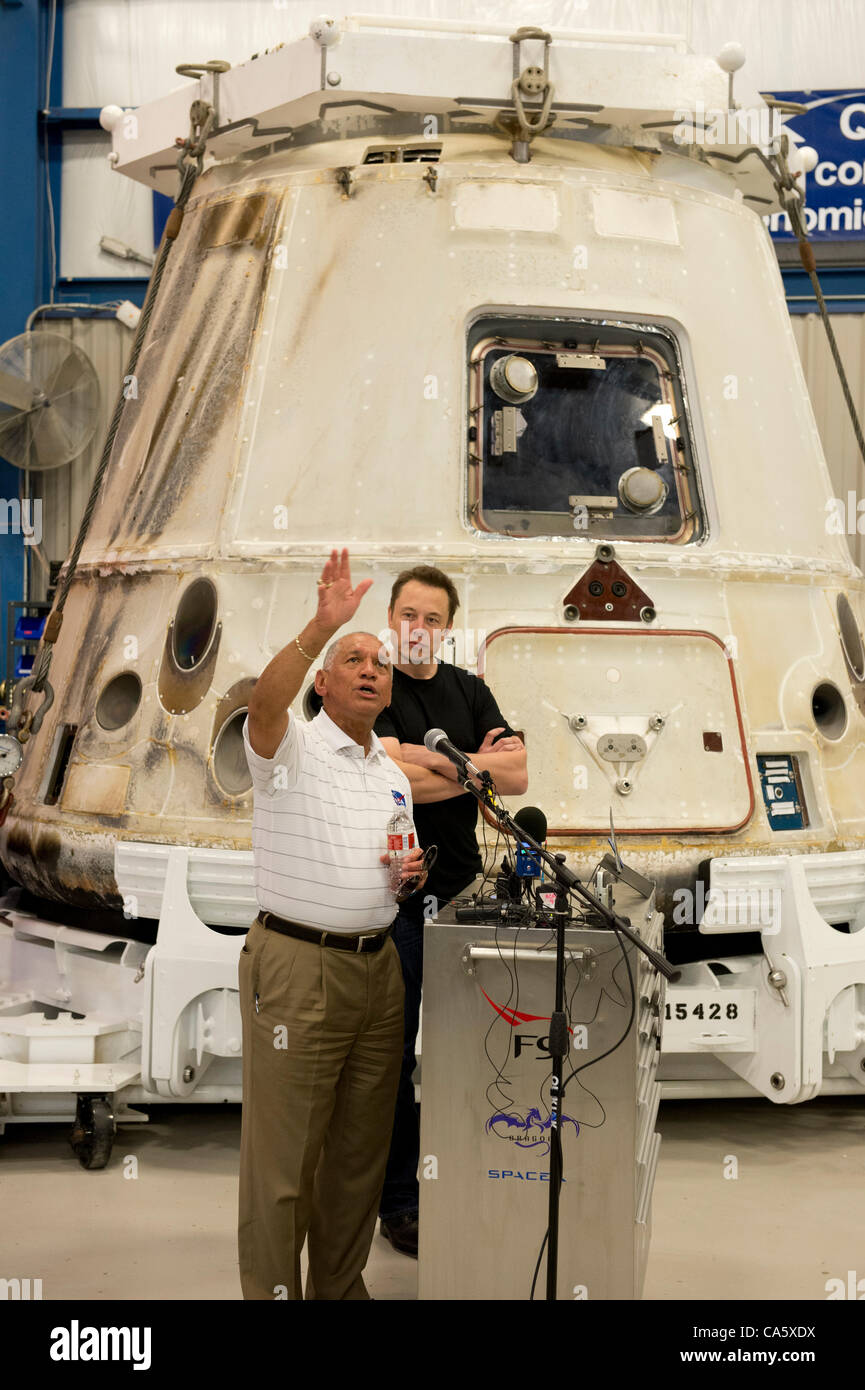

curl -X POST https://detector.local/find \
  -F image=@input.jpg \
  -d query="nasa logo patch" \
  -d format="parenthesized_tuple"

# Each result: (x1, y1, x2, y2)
(391, 790, 407, 806)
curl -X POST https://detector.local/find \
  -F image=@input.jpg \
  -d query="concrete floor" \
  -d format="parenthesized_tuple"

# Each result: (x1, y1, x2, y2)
(1, 1096, 862, 1301)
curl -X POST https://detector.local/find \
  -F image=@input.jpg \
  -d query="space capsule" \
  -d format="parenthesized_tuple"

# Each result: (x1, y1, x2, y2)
(2, 16, 864, 1117)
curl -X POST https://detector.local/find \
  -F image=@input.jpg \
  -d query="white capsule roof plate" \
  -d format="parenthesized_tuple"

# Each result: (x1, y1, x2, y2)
(453, 181, 559, 233)
(106, 18, 784, 204)
(593, 189, 679, 245)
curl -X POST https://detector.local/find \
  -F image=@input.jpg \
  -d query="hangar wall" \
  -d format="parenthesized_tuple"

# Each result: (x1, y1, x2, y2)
(791, 313, 865, 572)
(55, 0, 865, 279)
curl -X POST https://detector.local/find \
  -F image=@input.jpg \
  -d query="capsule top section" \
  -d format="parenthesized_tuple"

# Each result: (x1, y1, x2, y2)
(103, 15, 800, 207)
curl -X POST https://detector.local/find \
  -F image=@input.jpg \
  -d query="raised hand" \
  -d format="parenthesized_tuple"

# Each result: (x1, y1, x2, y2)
(315, 548, 373, 632)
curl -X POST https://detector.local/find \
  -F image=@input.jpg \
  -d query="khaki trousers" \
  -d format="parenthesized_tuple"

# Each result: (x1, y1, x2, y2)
(237, 917, 404, 1300)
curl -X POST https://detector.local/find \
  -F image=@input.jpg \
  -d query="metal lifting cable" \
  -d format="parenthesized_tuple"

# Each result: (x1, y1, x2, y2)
(0, 101, 215, 820)
(679, 130, 865, 469)
(773, 139, 865, 470)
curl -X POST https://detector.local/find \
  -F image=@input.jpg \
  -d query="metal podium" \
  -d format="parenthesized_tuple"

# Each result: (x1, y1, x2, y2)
(417, 882, 665, 1300)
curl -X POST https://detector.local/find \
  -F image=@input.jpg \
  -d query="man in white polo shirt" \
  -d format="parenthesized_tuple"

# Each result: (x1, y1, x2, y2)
(238, 548, 467, 1301)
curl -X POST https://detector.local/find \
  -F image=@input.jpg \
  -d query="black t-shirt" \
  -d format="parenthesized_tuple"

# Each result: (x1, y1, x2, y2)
(374, 662, 515, 922)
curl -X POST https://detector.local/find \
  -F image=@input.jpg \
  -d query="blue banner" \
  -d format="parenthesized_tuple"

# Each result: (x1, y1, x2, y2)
(764, 90, 865, 241)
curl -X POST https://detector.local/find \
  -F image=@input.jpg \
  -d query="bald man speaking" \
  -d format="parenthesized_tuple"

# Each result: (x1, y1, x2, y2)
(238, 549, 465, 1301)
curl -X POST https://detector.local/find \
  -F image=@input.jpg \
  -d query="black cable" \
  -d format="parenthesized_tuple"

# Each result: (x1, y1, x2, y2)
(472, 822, 646, 1299)
(529, 1229, 548, 1301)
(527, 945, 597, 1130)
(563, 925, 636, 1093)
(527, 938, 618, 1299)
(476, 806, 526, 1113)
(529, 890, 639, 1299)
(481, 912, 524, 1113)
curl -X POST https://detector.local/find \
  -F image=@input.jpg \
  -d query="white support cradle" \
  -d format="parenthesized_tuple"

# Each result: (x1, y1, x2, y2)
(661, 851, 865, 1103)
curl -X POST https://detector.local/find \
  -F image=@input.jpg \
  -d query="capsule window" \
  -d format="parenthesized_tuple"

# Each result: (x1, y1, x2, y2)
(467, 314, 703, 542)
(172, 578, 218, 671)
(811, 682, 847, 740)
(95, 672, 142, 731)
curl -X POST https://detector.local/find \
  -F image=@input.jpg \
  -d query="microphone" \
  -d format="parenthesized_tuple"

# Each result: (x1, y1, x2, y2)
(424, 727, 483, 780)
(514, 806, 547, 879)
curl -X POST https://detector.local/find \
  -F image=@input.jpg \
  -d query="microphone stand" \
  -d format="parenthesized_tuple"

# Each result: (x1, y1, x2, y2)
(456, 768, 678, 1302)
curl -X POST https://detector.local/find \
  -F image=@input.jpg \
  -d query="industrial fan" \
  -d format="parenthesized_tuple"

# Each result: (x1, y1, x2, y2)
(0, 330, 101, 470)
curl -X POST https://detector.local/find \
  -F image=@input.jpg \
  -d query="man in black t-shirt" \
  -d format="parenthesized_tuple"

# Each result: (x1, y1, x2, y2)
(373, 565, 528, 1257)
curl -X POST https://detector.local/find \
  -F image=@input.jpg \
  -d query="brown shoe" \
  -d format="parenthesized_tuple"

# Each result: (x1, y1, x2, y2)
(380, 1212, 418, 1258)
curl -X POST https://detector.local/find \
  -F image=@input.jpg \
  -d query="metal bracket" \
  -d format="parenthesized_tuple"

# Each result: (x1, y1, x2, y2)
(511, 25, 552, 90)
(765, 953, 790, 1007)
(495, 26, 556, 162)
(598, 733, 647, 764)
(175, 60, 231, 130)
(171, 61, 229, 196)
(596, 853, 656, 902)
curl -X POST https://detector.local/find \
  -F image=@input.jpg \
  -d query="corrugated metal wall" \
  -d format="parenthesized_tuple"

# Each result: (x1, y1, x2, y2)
(30, 317, 131, 600)
(28, 310, 865, 586)
(791, 313, 865, 572)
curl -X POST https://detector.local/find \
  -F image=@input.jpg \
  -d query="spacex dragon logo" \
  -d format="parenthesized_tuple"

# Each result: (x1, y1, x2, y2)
(485, 1108, 580, 1155)
(481, 988, 581, 1154)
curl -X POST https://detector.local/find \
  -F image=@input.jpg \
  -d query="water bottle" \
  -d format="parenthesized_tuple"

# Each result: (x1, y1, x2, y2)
(386, 807, 416, 894)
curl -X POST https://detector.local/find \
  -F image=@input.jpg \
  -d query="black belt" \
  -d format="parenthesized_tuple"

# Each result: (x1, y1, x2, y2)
(257, 910, 393, 954)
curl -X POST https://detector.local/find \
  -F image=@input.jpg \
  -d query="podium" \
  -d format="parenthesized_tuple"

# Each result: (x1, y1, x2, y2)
(417, 883, 665, 1300)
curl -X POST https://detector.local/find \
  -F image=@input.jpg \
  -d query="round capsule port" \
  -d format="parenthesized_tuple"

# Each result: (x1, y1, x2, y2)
(95, 672, 142, 731)
(212, 708, 253, 796)
(172, 578, 218, 671)
(811, 681, 847, 740)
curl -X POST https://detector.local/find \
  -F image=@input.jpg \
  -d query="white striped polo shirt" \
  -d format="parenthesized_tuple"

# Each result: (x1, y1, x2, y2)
(242, 708, 414, 933)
